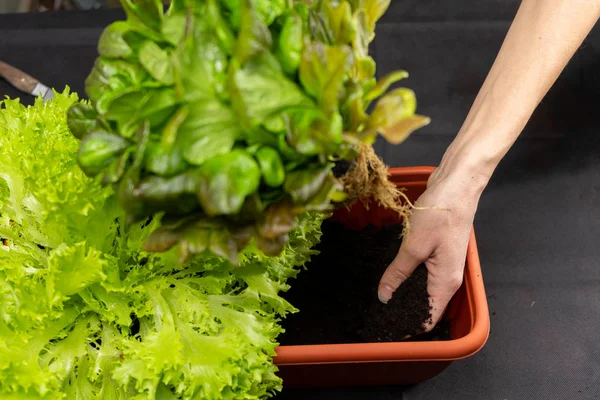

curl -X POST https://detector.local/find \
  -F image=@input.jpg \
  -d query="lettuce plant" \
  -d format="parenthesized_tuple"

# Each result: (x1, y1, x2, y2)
(0, 90, 324, 399)
(67, 0, 429, 263)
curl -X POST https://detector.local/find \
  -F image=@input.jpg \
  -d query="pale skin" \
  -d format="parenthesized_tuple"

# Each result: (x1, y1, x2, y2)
(377, 0, 600, 332)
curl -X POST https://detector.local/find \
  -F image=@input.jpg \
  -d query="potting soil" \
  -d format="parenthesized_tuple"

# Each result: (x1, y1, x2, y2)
(279, 221, 452, 345)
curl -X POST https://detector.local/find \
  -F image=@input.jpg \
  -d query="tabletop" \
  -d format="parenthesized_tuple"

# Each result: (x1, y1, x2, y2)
(1, 2, 600, 399)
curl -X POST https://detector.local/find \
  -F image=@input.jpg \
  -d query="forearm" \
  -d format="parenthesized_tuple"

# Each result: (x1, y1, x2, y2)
(439, 0, 600, 192)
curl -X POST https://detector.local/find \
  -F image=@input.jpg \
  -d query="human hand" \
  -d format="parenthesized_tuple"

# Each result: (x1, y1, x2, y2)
(377, 165, 487, 332)
(373, 0, 600, 337)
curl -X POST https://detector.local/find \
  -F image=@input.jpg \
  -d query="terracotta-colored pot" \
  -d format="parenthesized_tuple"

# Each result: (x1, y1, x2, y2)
(274, 166, 490, 387)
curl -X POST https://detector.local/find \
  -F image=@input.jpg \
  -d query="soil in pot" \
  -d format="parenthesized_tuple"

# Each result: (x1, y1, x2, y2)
(279, 220, 451, 345)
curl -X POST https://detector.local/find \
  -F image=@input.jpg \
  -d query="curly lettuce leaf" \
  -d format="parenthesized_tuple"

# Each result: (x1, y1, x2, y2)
(0, 89, 326, 399)
(0, 90, 116, 251)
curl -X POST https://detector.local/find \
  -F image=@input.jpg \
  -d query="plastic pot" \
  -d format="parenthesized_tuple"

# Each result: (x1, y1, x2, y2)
(274, 166, 490, 387)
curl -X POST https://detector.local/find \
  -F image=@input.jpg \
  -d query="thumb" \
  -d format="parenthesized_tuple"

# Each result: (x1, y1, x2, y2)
(378, 243, 427, 304)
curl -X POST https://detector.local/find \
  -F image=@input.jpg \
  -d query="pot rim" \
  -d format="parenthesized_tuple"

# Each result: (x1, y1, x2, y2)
(274, 166, 490, 365)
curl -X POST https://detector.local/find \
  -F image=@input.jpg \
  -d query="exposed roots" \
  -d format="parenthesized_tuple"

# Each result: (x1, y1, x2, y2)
(339, 143, 414, 236)
(339, 144, 450, 237)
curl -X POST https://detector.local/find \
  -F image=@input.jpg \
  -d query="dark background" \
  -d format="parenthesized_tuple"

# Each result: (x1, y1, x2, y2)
(2, 1, 600, 398)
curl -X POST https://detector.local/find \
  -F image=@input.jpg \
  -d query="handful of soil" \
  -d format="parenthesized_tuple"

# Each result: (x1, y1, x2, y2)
(279, 221, 451, 345)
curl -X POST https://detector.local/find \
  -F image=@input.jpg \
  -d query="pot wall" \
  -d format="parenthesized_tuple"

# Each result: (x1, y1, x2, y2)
(274, 166, 490, 387)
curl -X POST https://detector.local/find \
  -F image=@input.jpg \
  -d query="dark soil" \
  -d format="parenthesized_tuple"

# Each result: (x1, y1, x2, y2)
(332, 159, 353, 178)
(279, 221, 452, 345)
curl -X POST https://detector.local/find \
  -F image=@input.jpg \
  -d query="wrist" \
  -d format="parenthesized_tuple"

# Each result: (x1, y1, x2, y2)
(434, 115, 522, 196)
(431, 140, 496, 199)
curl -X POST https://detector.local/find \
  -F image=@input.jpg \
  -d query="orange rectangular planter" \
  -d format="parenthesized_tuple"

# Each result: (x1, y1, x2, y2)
(274, 166, 490, 387)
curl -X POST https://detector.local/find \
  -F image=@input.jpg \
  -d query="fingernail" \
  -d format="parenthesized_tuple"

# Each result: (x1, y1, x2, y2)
(378, 284, 394, 304)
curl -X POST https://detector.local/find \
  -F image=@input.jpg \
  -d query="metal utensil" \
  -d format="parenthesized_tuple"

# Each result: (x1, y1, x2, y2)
(0, 60, 54, 101)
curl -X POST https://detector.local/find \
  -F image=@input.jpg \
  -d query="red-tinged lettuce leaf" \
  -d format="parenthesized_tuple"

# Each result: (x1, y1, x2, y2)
(284, 164, 332, 204)
(120, 172, 200, 223)
(236, 0, 273, 65)
(257, 201, 296, 239)
(68, 0, 428, 264)
(375, 114, 431, 144)
(307, 7, 335, 44)
(310, 0, 356, 45)
(144, 217, 240, 264)
(66, 102, 107, 140)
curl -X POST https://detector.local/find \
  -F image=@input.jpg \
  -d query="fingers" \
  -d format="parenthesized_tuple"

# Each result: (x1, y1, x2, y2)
(378, 241, 428, 304)
(423, 264, 464, 331)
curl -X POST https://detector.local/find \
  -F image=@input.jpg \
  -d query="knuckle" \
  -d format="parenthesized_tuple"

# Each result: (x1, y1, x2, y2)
(388, 266, 410, 283)
(402, 244, 426, 261)
(448, 273, 464, 292)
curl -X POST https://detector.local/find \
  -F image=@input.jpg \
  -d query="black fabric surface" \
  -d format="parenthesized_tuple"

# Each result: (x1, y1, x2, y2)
(2, 3, 600, 399)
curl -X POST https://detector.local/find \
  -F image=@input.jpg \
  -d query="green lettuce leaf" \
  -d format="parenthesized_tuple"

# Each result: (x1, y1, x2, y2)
(0, 89, 326, 399)
(66, 0, 427, 261)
